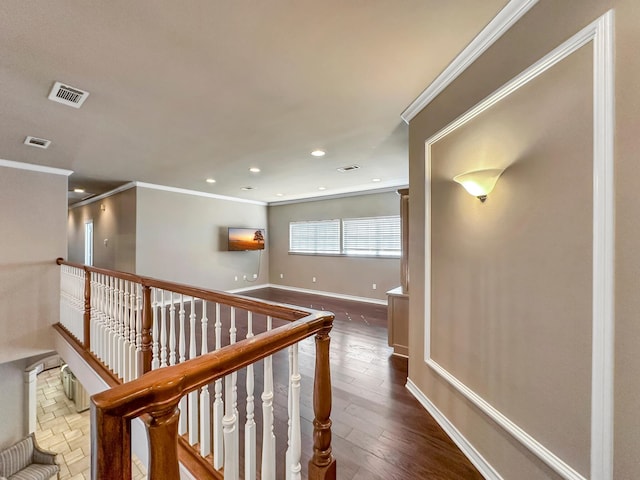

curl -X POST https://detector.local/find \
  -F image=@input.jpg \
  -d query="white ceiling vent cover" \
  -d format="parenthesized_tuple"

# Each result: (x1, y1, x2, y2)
(337, 165, 360, 173)
(48, 81, 90, 108)
(24, 136, 51, 149)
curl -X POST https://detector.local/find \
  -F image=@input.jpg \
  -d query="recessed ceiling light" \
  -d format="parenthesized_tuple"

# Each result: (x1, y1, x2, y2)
(311, 150, 326, 157)
(206, 178, 216, 183)
(241, 186, 254, 191)
(318, 186, 327, 191)
(372, 178, 381, 182)
(249, 167, 261, 173)
(73, 188, 85, 193)
(276, 193, 284, 197)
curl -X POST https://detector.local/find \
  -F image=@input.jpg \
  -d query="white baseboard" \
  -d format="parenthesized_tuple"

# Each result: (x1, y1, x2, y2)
(225, 283, 271, 294)
(263, 283, 387, 305)
(406, 378, 503, 480)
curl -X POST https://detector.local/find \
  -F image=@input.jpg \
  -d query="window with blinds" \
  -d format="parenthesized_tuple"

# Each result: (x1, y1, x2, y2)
(289, 215, 400, 257)
(342, 215, 401, 256)
(289, 219, 341, 254)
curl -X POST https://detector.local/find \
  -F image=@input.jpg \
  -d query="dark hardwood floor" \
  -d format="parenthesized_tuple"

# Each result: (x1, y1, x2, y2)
(239, 287, 483, 480)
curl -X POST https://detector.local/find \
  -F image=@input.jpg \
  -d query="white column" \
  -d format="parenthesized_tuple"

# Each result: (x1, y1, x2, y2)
(23, 369, 38, 435)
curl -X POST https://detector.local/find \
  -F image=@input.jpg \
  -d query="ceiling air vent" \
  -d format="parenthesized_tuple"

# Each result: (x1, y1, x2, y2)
(24, 136, 51, 149)
(336, 164, 360, 173)
(48, 81, 90, 108)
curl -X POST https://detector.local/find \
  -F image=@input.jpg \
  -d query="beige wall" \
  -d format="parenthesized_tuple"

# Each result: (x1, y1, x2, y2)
(67, 187, 136, 272)
(611, 0, 640, 477)
(404, 0, 640, 478)
(135, 187, 269, 291)
(268, 191, 400, 300)
(0, 166, 67, 365)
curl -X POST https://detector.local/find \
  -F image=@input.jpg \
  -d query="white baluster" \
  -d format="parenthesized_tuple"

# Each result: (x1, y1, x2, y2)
(245, 311, 256, 480)
(128, 282, 137, 382)
(151, 288, 160, 370)
(160, 289, 168, 368)
(107, 276, 115, 370)
(200, 301, 211, 457)
(223, 308, 239, 479)
(122, 281, 131, 382)
(126, 281, 134, 382)
(213, 302, 224, 469)
(135, 283, 143, 378)
(286, 345, 293, 480)
(289, 344, 301, 480)
(188, 297, 198, 444)
(231, 308, 239, 468)
(178, 294, 188, 436)
(99, 274, 108, 363)
(116, 278, 124, 377)
(169, 293, 176, 366)
(261, 316, 276, 480)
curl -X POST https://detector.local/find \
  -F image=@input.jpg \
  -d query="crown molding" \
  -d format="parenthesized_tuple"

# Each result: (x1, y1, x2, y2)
(69, 182, 137, 209)
(268, 184, 408, 206)
(0, 158, 73, 176)
(400, 0, 539, 123)
(135, 182, 267, 206)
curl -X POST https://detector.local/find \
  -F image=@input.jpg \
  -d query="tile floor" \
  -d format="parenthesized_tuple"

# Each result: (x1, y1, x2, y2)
(35, 367, 147, 480)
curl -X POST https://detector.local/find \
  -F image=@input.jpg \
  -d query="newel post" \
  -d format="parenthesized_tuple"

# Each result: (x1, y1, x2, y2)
(83, 268, 91, 349)
(91, 402, 131, 479)
(308, 325, 336, 480)
(141, 285, 153, 373)
(145, 405, 181, 480)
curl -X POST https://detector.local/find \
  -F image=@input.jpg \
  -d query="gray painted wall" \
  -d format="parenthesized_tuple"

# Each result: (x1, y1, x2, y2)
(268, 191, 400, 300)
(0, 165, 66, 447)
(0, 166, 66, 364)
(68, 187, 136, 272)
(135, 187, 269, 291)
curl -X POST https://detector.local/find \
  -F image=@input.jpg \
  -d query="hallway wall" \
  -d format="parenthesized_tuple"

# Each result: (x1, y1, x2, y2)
(407, 0, 640, 478)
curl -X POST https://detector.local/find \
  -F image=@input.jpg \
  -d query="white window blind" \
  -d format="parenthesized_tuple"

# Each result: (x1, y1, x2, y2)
(289, 219, 340, 254)
(342, 215, 401, 256)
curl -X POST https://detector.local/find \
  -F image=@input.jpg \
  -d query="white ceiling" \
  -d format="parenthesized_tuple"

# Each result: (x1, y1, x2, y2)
(0, 1, 507, 204)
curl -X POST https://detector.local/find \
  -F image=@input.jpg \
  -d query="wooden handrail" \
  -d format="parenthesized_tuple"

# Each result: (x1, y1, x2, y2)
(92, 311, 332, 417)
(57, 258, 336, 479)
(56, 258, 311, 321)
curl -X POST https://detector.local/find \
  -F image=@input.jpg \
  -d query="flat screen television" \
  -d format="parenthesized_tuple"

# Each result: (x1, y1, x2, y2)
(228, 228, 266, 251)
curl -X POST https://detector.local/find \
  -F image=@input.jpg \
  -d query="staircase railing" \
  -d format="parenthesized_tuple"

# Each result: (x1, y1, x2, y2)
(56, 258, 336, 480)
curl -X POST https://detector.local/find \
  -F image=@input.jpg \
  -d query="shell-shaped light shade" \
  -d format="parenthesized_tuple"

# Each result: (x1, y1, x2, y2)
(453, 169, 504, 199)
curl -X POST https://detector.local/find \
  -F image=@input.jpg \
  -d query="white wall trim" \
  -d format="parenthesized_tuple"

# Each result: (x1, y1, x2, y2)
(400, 0, 539, 123)
(70, 180, 269, 209)
(268, 184, 408, 206)
(0, 158, 73, 176)
(135, 182, 267, 206)
(420, 10, 614, 480)
(426, 360, 586, 479)
(225, 283, 272, 294)
(69, 181, 137, 209)
(406, 379, 503, 480)
(589, 11, 615, 480)
(233, 283, 388, 305)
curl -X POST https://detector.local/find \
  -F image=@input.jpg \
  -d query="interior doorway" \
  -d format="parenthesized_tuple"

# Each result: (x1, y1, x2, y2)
(84, 220, 93, 266)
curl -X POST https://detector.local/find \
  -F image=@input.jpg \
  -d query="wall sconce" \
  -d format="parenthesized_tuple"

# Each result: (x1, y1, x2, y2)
(453, 168, 504, 202)
(100, 203, 106, 212)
